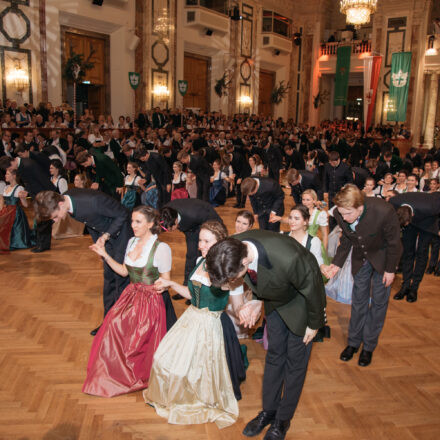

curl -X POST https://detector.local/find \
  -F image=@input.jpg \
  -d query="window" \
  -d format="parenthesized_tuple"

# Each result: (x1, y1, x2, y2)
(185, 0, 228, 15)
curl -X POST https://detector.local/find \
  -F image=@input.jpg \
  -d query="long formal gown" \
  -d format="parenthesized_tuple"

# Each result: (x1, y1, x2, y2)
(0, 185, 34, 250)
(144, 258, 245, 429)
(82, 235, 176, 397)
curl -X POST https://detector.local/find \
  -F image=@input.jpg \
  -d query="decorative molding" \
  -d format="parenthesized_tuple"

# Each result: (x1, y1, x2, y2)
(39, 0, 48, 102)
(0, 4, 31, 48)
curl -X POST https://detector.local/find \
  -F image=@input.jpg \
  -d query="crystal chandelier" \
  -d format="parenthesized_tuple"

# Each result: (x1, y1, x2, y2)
(340, 0, 378, 27)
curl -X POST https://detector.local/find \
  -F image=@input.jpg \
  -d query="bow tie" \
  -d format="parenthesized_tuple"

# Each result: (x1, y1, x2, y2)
(247, 269, 257, 285)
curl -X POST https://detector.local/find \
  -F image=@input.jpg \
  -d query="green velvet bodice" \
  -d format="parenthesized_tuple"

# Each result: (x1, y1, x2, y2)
(188, 258, 229, 311)
(125, 239, 160, 285)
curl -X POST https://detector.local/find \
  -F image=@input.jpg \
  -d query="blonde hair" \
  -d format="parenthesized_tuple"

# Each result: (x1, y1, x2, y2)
(333, 184, 365, 209)
(302, 189, 318, 202)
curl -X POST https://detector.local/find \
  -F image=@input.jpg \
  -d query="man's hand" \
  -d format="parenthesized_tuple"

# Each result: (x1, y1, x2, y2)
(166, 184, 171, 192)
(238, 300, 262, 328)
(382, 271, 395, 287)
(322, 264, 340, 279)
(269, 214, 282, 223)
(17, 190, 28, 198)
(96, 232, 110, 248)
(303, 327, 318, 345)
(90, 182, 99, 190)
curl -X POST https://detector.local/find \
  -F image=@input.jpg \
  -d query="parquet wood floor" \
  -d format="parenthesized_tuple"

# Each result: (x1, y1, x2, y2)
(0, 196, 439, 440)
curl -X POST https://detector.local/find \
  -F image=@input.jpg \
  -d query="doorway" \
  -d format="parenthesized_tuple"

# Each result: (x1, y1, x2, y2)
(62, 28, 110, 117)
(183, 53, 210, 112)
(259, 70, 275, 116)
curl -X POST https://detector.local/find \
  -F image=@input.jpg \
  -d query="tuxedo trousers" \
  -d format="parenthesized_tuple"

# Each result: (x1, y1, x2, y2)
(401, 225, 433, 291)
(89, 228, 130, 316)
(196, 175, 210, 202)
(183, 227, 200, 285)
(258, 213, 280, 232)
(36, 219, 53, 250)
(263, 310, 312, 421)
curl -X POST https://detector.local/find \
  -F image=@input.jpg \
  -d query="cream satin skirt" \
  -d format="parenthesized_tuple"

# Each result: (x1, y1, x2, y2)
(143, 305, 238, 428)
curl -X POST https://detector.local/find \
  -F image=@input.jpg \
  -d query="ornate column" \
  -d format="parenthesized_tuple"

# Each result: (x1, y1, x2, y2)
(424, 71, 439, 149)
(39, 0, 48, 102)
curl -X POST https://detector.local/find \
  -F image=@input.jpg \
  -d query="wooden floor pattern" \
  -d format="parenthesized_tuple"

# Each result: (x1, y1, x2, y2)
(1, 196, 440, 440)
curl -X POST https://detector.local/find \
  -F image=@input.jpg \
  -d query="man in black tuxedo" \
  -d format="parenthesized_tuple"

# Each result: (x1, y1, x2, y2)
(352, 166, 370, 190)
(109, 129, 127, 170)
(226, 144, 251, 208)
(15, 145, 51, 174)
(0, 130, 15, 158)
(262, 139, 283, 183)
(389, 192, 440, 302)
(205, 231, 326, 440)
(241, 177, 284, 232)
(22, 131, 39, 151)
(285, 168, 322, 205)
(177, 151, 212, 202)
(284, 144, 305, 171)
(160, 198, 222, 287)
(34, 189, 132, 334)
(322, 151, 353, 207)
(152, 107, 166, 129)
(137, 147, 172, 207)
(0, 155, 55, 252)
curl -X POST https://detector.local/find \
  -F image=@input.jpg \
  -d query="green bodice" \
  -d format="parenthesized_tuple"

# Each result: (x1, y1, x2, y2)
(188, 258, 229, 311)
(125, 238, 160, 285)
(4, 185, 20, 206)
(307, 209, 321, 237)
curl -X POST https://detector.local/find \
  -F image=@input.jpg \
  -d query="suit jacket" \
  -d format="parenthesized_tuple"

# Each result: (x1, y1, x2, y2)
(17, 157, 56, 197)
(264, 144, 283, 174)
(91, 153, 124, 195)
(333, 197, 402, 275)
(290, 170, 322, 204)
(249, 177, 284, 217)
(66, 188, 131, 240)
(189, 154, 213, 178)
(140, 152, 171, 187)
(389, 192, 440, 235)
(323, 161, 353, 195)
(234, 230, 326, 336)
(352, 166, 370, 189)
(29, 151, 51, 175)
(165, 198, 222, 233)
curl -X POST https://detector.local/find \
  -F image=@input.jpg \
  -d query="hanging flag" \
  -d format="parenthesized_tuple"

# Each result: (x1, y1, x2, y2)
(334, 46, 352, 106)
(128, 72, 140, 90)
(387, 52, 412, 122)
(363, 55, 382, 131)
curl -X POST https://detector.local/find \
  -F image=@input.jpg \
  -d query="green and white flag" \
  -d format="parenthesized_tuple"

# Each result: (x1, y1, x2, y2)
(129, 72, 140, 90)
(387, 52, 412, 122)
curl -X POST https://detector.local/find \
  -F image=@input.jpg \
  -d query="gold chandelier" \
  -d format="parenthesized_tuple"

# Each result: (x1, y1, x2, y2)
(340, 0, 377, 27)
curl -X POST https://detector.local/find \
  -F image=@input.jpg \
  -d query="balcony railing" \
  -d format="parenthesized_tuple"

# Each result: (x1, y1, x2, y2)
(320, 40, 372, 56)
(185, 0, 228, 15)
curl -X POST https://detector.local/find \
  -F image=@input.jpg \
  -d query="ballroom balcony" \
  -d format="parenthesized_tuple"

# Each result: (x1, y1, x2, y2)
(320, 40, 372, 56)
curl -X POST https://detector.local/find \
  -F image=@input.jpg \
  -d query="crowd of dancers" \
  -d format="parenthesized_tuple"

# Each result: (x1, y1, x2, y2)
(1, 104, 440, 439)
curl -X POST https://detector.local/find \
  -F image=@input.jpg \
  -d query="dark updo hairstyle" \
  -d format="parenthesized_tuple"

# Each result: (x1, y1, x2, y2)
(290, 204, 310, 222)
(200, 220, 228, 241)
(205, 238, 248, 287)
(50, 159, 66, 177)
(133, 205, 161, 234)
(159, 206, 178, 230)
(235, 209, 254, 228)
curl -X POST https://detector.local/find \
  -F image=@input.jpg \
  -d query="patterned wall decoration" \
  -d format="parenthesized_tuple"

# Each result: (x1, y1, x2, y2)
(150, 0, 173, 109)
(0, 0, 32, 103)
(239, 3, 253, 114)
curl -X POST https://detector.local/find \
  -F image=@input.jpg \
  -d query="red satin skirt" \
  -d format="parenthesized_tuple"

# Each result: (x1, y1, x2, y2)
(82, 282, 167, 397)
(0, 205, 16, 254)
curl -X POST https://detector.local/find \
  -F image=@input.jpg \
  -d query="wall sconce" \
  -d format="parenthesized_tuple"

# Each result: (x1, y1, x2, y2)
(6, 59, 29, 94)
(239, 95, 252, 105)
(426, 35, 438, 56)
(153, 84, 170, 100)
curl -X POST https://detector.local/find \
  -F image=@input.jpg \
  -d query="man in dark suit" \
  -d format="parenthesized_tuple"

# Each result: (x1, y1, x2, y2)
(262, 140, 283, 183)
(152, 107, 166, 129)
(177, 151, 212, 202)
(352, 166, 370, 190)
(0, 155, 56, 252)
(241, 177, 285, 232)
(324, 184, 402, 367)
(285, 168, 322, 205)
(322, 151, 353, 207)
(34, 188, 132, 335)
(284, 144, 305, 171)
(76, 150, 123, 198)
(15, 146, 51, 175)
(205, 230, 326, 440)
(0, 130, 15, 158)
(389, 192, 440, 302)
(160, 198, 222, 287)
(110, 129, 127, 170)
(227, 145, 251, 208)
(137, 147, 172, 207)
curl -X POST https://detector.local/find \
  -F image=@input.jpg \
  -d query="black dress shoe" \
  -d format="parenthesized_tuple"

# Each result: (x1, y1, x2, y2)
(263, 419, 291, 440)
(243, 411, 276, 437)
(434, 268, 440, 277)
(90, 325, 101, 336)
(172, 294, 184, 300)
(425, 266, 435, 274)
(31, 247, 49, 253)
(340, 345, 359, 362)
(358, 349, 373, 367)
(406, 289, 417, 303)
(393, 287, 409, 300)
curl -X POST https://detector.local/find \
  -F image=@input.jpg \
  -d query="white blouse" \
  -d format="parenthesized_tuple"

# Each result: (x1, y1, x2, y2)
(124, 175, 141, 186)
(52, 176, 68, 194)
(124, 235, 172, 273)
(300, 234, 324, 266)
(309, 208, 328, 227)
(3, 184, 24, 196)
